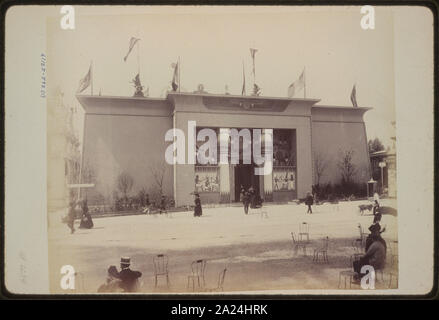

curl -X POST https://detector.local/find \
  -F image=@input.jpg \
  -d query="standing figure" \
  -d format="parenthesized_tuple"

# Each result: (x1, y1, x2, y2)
(242, 190, 250, 214)
(373, 199, 380, 215)
(248, 186, 256, 209)
(373, 207, 382, 224)
(67, 201, 76, 234)
(194, 193, 202, 217)
(305, 192, 314, 214)
(240, 186, 245, 202)
(159, 195, 166, 214)
(79, 198, 94, 229)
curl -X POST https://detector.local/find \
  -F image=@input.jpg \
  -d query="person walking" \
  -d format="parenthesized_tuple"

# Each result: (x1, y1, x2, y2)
(305, 192, 314, 214)
(194, 193, 202, 217)
(242, 189, 250, 214)
(67, 201, 76, 234)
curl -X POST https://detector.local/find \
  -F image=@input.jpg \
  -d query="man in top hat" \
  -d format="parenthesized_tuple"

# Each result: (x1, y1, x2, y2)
(111, 257, 142, 292)
(353, 223, 387, 281)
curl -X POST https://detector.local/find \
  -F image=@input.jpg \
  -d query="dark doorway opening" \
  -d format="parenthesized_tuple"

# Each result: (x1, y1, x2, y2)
(234, 164, 260, 202)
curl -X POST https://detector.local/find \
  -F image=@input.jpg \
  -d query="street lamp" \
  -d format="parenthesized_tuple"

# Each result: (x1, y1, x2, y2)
(378, 161, 386, 193)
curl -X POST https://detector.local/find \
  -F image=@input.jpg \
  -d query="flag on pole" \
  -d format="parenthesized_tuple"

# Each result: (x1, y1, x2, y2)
(350, 84, 358, 107)
(171, 62, 179, 91)
(253, 83, 261, 96)
(123, 37, 140, 62)
(250, 48, 257, 78)
(77, 64, 92, 93)
(287, 69, 305, 98)
(241, 62, 246, 96)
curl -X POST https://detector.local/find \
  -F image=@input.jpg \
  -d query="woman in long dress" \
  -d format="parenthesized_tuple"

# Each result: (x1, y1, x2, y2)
(79, 199, 94, 229)
(194, 193, 202, 217)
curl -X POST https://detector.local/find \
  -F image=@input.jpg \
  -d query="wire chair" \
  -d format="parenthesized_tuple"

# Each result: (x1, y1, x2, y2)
(153, 254, 170, 288)
(187, 259, 207, 291)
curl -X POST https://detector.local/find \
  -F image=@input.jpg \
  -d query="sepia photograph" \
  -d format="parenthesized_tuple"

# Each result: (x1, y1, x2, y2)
(3, 4, 435, 298)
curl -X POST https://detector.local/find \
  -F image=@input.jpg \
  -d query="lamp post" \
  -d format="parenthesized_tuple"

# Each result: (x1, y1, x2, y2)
(378, 161, 386, 193)
(367, 178, 377, 199)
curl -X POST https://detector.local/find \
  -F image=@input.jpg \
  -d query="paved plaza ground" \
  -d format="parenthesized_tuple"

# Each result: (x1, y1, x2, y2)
(48, 199, 398, 294)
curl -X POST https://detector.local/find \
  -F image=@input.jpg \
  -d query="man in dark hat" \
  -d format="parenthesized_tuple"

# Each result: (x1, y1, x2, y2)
(110, 257, 142, 293)
(353, 223, 387, 280)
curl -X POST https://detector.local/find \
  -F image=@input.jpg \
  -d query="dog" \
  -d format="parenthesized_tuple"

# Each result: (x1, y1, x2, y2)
(358, 204, 373, 215)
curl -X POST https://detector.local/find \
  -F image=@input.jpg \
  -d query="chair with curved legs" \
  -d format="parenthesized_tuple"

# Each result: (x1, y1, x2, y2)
(350, 238, 364, 263)
(313, 236, 329, 263)
(358, 224, 369, 248)
(299, 222, 310, 242)
(153, 254, 170, 288)
(204, 268, 227, 292)
(291, 232, 307, 256)
(187, 259, 207, 291)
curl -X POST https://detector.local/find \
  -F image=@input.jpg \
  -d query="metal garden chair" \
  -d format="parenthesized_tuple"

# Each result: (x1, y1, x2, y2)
(153, 254, 170, 288)
(313, 236, 329, 263)
(187, 259, 207, 291)
(204, 268, 227, 292)
(291, 232, 307, 256)
(298, 222, 310, 242)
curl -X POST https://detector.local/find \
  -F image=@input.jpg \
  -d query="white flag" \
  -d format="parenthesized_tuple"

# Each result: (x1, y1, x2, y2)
(123, 37, 140, 62)
(77, 64, 91, 93)
(288, 69, 305, 98)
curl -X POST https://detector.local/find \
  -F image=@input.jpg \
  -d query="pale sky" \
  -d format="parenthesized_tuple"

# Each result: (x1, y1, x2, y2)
(47, 6, 396, 147)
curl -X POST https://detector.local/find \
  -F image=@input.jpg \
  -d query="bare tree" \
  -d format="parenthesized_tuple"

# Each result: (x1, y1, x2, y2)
(337, 149, 358, 185)
(149, 161, 168, 196)
(314, 152, 328, 186)
(117, 171, 134, 200)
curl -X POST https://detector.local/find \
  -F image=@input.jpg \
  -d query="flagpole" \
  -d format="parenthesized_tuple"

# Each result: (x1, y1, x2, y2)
(137, 40, 140, 76)
(178, 56, 181, 93)
(304, 66, 306, 99)
(91, 60, 93, 96)
(242, 60, 245, 96)
(252, 49, 256, 89)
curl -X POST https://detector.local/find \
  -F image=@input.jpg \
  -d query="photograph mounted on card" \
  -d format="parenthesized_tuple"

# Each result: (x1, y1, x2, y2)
(3, 5, 435, 296)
